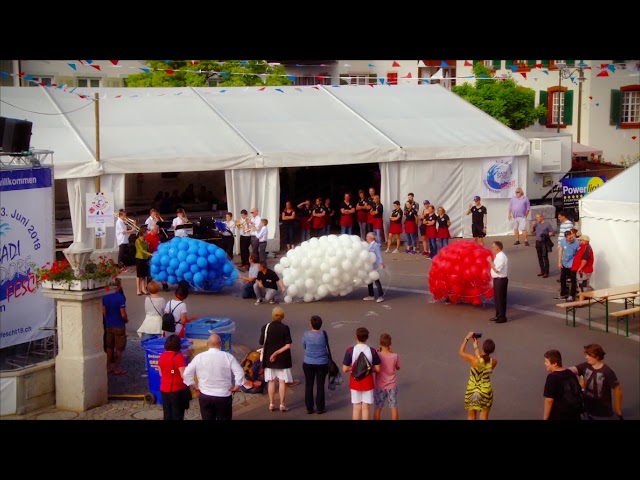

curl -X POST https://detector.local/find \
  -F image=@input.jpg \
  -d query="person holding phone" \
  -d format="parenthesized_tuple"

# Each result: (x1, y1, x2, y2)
(458, 331, 497, 420)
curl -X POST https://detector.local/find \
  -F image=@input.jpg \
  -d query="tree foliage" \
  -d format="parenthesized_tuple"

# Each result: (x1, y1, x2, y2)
(451, 62, 547, 130)
(125, 60, 293, 88)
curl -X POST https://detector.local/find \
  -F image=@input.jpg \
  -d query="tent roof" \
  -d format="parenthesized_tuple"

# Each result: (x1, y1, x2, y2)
(1, 85, 530, 179)
(572, 141, 603, 157)
(583, 162, 639, 203)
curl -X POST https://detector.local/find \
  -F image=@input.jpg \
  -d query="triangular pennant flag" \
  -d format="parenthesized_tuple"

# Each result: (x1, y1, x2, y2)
(68, 63, 77, 71)
(69, 87, 76, 94)
(607, 64, 616, 73)
(595, 102, 600, 106)
(420, 79, 430, 84)
(369, 84, 374, 87)
(520, 72, 527, 79)
(219, 90, 226, 93)
(312, 86, 319, 90)
(402, 72, 412, 78)
(464, 60, 473, 67)
(294, 87, 302, 92)
(440, 61, 449, 67)
(190, 60, 199, 65)
(596, 70, 609, 77)
(286, 75, 296, 82)
(418, 60, 427, 67)
(85, 60, 93, 64)
(165, 70, 175, 75)
(431, 68, 444, 80)
(509, 64, 518, 73)
(615, 124, 621, 130)
(632, 136, 637, 140)
(91, 65, 101, 71)
(600, 64, 608, 69)
(542, 70, 549, 75)
(0, 72, 8, 78)
(392, 61, 401, 67)
(221, 72, 229, 78)
(240, 61, 248, 65)
(258, 87, 266, 91)
(18, 72, 25, 77)
(140, 68, 150, 74)
(578, 62, 588, 68)
(315, 76, 324, 81)
(110, 60, 119, 65)
(258, 74, 267, 83)
(368, 63, 375, 67)
(275, 88, 284, 93)
(379, 78, 384, 84)
(115, 95, 122, 99)
(533, 63, 542, 68)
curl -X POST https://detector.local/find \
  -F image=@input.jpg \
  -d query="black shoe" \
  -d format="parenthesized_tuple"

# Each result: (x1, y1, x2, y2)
(489, 316, 498, 322)
(316, 409, 326, 415)
(307, 409, 315, 414)
(495, 319, 507, 324)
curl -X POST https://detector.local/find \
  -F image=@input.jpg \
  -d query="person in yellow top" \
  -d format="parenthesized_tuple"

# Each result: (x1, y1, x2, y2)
(135, 224, 154, 295)
(458, 331, 497, 420)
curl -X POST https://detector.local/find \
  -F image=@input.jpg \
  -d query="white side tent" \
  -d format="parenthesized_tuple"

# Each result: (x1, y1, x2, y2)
(579, 162, 640, 289)
(0, 84, 530, 252)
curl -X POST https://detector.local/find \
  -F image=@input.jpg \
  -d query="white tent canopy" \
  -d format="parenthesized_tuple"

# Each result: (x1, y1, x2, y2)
(1, 84, 531, 250)
(579, 163, 640, 289)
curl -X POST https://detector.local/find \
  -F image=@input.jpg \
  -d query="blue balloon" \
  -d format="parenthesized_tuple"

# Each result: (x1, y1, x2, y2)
(166, 266, 175, 275)
(225, 278, 235, 287)
(167, 275, 177, 285)
(169, 258, 180, 269)
(186, 253, 197, 264)
(177, 250, 187, 262)
(215, 249, 226, 259)
(188, 243, 199, 254)
(183, 272, 193, 282)
(223, 263, 233, 274)
(158, 242, 169, 252)
(193, 272, 204, 286)
(207, 243, 217, 254)
(175, 271, 184, 281)
(156, 271, 168, 282)
(178, 240, 189, 251)
(160, 255, 170, 266)
(207, 270, 218, 281)
(230, 269, 239, 280)
(197, 256, 208, 268)
(179, 261, 189, 273)
(190, 264, 200, 274)
(207, 254, 218, 266)
(198, 247, 208, 257)
(151, 255, 161, 266)
(168, 247, 178, 258)
(150, 265, 160, 274)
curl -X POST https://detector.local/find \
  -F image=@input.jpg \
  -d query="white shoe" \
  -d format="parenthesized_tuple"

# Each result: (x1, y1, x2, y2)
(392, 249, 399, 253)
(384, 249, 390, 253)
(363, 296, 375, 301)
(376, 297, 385, 303)
(255, 299, 263, 305)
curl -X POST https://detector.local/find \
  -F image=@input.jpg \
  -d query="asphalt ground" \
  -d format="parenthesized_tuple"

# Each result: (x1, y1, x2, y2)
(4, 234, 639, 422)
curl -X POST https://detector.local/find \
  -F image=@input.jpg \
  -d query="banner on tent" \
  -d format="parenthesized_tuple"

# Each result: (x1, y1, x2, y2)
(562, 176, 605, 209)
(86, 192, 114, 227)
(0, 167, 55, 349)
(481, 158, 518, 198)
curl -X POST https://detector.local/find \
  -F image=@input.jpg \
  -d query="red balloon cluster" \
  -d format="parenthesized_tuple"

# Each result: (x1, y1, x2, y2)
(428, 241, 494, 305)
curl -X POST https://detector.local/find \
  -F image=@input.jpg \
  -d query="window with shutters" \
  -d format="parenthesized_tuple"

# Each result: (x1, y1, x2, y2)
(77, 77, 101, 88)
(611, 85, 640, 128)
(543, 86, 573, 129)
(340, 73, 377, 86)
(505, 60, 536, 72)
(296, 73, 331, 86)
(27, 76, 53, 87)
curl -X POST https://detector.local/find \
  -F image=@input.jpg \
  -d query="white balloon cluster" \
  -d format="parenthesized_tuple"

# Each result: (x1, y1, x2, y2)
(274, 234, 379, 303)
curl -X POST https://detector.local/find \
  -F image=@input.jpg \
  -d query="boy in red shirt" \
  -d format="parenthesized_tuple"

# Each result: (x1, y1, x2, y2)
(342, 327, 381, 420)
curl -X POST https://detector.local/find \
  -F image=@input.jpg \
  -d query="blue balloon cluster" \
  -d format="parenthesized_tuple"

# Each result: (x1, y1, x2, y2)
(150, 237, 239, 292)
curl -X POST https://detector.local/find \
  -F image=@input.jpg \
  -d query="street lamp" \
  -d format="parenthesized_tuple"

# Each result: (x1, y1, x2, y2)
(555, 61, 587, 135)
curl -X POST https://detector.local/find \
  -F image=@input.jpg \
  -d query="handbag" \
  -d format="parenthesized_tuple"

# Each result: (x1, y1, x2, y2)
(323, 330, 339, 377)
(259, 322, 270, 362)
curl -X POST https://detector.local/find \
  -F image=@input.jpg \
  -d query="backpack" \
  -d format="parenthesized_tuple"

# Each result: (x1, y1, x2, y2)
(351, 347, 372, 381)
(240, 350, 265, 394)
(162, 301, 183, 333)
(562, 375, 585, 415)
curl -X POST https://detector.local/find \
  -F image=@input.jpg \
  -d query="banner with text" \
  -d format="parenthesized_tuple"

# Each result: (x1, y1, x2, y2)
(562, 176, 606, 209)
(481, 157, 518, 198)
(86, 191, 115, 227)
(0, 167, 55, 349)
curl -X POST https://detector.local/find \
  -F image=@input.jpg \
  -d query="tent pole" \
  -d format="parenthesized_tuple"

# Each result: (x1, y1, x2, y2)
(94, 92, 101, 250)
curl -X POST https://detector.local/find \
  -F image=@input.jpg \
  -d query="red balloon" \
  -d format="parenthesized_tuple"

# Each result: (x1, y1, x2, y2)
(485, 288, 494, 299)
(450, 294, 461, 304)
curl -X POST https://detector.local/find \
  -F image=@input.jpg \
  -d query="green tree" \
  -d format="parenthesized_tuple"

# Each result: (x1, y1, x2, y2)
(451, 62, 547, 130)
(125, 60, 293, 87)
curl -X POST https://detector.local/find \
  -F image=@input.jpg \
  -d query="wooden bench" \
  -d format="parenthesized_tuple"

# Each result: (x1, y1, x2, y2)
(556, 300, 592, 328)
(609, 306, 640, 337)
(607, 293, 640, 310)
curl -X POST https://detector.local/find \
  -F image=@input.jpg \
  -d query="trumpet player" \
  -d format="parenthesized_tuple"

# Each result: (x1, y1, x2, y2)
(144, 208, 164, 229)
(116, 209, 137, 267)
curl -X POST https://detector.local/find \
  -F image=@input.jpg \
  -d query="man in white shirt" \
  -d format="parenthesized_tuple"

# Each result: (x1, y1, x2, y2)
(256, 218, 269, 263)
(249, 207, 262, 258)
(487, 240, 508, 324)
(116, 209, 137, 266)
(183, 333, 245, 420)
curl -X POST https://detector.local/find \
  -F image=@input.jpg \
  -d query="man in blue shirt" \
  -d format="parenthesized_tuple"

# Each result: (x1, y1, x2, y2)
(554, 230, 581, 301)
(102, 277, 129, 375)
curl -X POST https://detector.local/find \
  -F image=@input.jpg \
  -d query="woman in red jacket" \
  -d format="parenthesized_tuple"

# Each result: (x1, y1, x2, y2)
(158, 334, 191, 420)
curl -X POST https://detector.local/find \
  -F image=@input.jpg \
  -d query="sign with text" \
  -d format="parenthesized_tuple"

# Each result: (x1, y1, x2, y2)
(0, 167, 55, 348)
(481, 157, 518, 198)
(562, 176, 605, 208)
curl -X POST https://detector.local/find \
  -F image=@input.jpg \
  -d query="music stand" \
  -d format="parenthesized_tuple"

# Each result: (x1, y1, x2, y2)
(157, 221, 173, 241)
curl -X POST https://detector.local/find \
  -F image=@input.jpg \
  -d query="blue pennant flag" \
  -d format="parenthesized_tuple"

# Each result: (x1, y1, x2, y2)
(542, 70, 549, 75)
(68, 63, 77, 71)
(220, 89, 226, 93)
(286, 75, 297, 82)
(607, 64, 616, 72)
(0, 72, 8, 78)
(509, 64, 518, 73)
(140, 68, 150, 74)
(379, 78, 384, 84)
(85, 60, 93, 64)
(240, 61, 248, 65)
(275, 88, 284, 93)
(440, 61, 449, 67)
(420, 79, 430, 84)
(221, 72, 229, 78)
(368, 63, 375, 67)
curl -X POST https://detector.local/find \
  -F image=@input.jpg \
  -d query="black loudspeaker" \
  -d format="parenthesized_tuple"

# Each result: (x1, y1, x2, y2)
(1, 118, 33, 153)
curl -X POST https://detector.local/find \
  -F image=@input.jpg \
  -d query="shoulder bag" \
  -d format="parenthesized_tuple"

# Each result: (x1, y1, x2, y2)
(259, 322, 270, 362)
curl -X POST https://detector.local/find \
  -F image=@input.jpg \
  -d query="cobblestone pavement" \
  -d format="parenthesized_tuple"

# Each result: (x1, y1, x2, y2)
(3, 336, 269, 420)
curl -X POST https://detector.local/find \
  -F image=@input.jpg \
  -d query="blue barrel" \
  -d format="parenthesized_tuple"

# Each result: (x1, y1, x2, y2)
(185, 317, 235, 353)
(142, 337, 192, 405)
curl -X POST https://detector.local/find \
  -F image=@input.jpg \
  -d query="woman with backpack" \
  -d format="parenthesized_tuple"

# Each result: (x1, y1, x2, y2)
(459, 331, 497, 420)
(163, 282, 196, 338)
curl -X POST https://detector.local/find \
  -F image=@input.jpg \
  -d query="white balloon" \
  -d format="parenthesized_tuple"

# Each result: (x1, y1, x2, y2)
(288, 284, 299, 297)
(295, 278, 305, 289)
(280, 257, 290, 268)
(341, 259, 353, 271)
(284, 295, 293, 304)
(369, 270, 380, 281)
(303, 293, 314, 303)
(321, 273, 332, 284)
(317, 284, 329, 298)
(330, 267, 340, 278)
(274, 263, 283, 274)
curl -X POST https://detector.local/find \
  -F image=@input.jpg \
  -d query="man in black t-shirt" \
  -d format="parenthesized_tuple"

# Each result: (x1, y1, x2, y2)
(254, 261, 286, 305)
(543, 349, 583, 420)
(466, 195, 488, 246)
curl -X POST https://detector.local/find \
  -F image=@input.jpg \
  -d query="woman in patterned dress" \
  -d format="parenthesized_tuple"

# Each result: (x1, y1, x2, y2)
(458, 332, 497, 420)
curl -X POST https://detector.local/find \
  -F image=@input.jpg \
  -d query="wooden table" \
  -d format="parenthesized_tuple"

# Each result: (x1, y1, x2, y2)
(579, 283, 640, 333)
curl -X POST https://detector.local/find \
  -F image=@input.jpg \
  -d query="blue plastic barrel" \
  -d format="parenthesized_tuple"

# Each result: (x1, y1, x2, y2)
(142, 337, 192, 405)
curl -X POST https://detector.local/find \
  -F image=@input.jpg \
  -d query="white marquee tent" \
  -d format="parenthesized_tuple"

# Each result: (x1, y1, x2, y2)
(579, 162, 640, 289)
(1, 84, 531, 252)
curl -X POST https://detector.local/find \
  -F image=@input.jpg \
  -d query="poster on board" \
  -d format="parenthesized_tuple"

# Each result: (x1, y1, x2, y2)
(86, 191, 114, 228)
(481, 157, 518, 198)
(0, 166, 55, 349)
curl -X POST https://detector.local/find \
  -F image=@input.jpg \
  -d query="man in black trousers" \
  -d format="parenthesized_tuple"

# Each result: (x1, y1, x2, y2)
(487, 241, 508, 323)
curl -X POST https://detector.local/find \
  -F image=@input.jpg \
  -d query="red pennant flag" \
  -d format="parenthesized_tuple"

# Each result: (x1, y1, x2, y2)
(165, 70, 175, 75)
(315, 76, 324, 81)
(533, 63, 542, 68)
(596, 71, 609, 77)
(600, 64, 608, 69)
(589, 96, 593, 100)
(312, 86, 319, 90)
(258, 87, 266, 91)
(18, 72, 25, 77)
(520, 72, 527, 79)
(190, 60, 199, 65)
(369, 84, 374, 87)
(79, 95, 86, 99)
(91, 65, 101, 71)
(115, 95, 122, 99)
(632, 136, 638, 140)
(392, 61, 401, 67)
(110, 60, 119, 65)
(464, 60, 473, 67)
(402, 72, 412, 78)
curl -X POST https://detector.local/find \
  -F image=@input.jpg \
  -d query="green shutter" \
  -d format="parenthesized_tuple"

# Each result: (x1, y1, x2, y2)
(566, 60, 575, 67)
(539, 91, 548, 125)
(369, 73, 377, 84)
(471, 60, 477, 68)
(493, 60, 502, 70)
(564, 90, 574, 125)
(541, 60, 550, 68)
(527, 60, 537, 67)
(505, 60, 513, 68)
(339, 74, 348, 86)
(610, 90, 622, 125)
(612, 60, 625, 65)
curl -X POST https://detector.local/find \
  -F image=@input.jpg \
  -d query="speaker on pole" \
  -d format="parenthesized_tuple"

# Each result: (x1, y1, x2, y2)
(1, 117, 33, 153)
